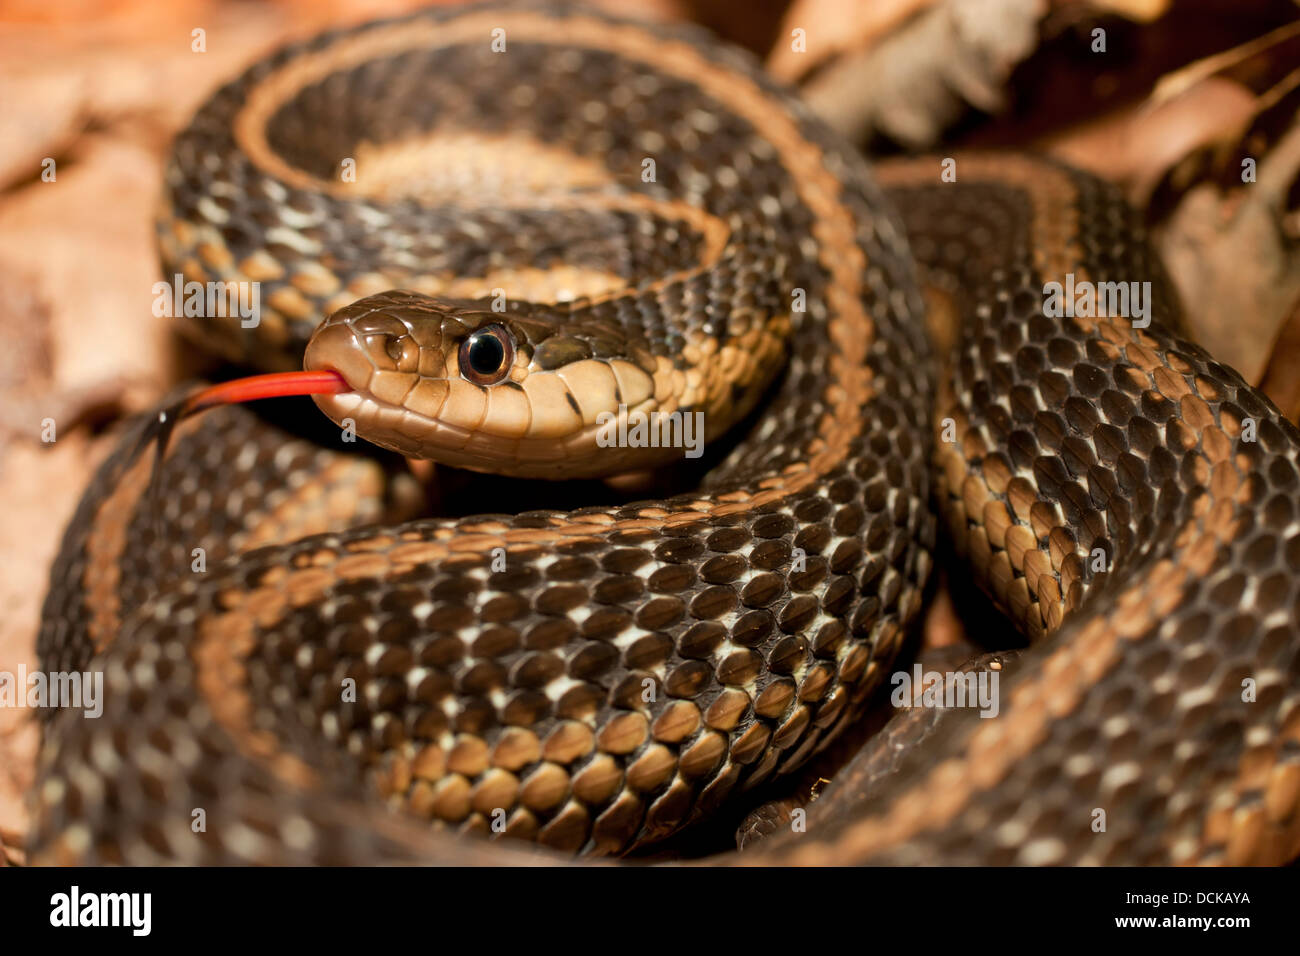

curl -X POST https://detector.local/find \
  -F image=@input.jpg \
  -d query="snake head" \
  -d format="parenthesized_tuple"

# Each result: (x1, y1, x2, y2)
(304, 290, 673, 478)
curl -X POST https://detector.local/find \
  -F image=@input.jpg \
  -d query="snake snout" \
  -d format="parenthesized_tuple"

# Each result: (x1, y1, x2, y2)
(303, 318, 373, 386)
(305, 293, 431, 389)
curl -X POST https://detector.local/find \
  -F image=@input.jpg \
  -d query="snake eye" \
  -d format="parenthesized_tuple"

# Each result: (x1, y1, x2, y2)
(458, 324, 515, 386)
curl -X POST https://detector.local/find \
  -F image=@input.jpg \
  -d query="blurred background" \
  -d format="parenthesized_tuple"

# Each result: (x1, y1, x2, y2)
(1, 0, 1297, 863)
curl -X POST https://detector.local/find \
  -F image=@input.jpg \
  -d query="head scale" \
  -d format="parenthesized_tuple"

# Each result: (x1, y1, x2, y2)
(303, 290, 669, 478)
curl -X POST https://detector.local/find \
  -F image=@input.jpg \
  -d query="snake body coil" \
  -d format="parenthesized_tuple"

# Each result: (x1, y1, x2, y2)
(33, 3, 1300, 865)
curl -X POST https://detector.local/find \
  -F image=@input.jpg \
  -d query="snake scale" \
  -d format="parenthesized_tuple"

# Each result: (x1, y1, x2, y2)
(30, 2, 1300, 865)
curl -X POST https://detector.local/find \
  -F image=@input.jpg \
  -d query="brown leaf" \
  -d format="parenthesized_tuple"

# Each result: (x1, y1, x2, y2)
(767, 0, 938, 84)
(1257, 290, 1300, 421)
(1046, 77, 1259, 203)
(1157, 116, 1300, 388)
(772, 0, 1048, 146)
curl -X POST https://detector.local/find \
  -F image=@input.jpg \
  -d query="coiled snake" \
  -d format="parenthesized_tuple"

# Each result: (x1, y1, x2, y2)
(31, 2, 1300, 865)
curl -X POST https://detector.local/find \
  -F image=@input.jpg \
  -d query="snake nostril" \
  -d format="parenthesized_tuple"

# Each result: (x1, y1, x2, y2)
(361, 332, 416, 370)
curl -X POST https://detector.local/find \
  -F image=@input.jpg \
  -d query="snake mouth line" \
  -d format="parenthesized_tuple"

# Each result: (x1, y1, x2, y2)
(311, 381, 673, 475)
(176, 366, 671, 475)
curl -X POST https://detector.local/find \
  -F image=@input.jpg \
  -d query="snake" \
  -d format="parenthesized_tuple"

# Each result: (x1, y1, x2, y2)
(29, 1, 1300, 865)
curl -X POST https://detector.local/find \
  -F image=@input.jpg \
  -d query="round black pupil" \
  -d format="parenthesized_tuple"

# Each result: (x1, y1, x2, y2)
(468, 332, 504, 375)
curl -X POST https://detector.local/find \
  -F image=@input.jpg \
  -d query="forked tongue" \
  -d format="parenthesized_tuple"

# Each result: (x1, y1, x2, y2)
(172, 369, 350, 418)
(146, 370, 351, 518)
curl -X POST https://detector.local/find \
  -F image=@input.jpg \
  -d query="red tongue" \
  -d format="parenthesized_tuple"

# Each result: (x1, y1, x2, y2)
(177, 369, 349, 418)
(144, 369, 351, 521)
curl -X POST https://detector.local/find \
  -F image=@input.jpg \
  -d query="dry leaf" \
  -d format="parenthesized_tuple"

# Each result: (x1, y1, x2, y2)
(767, 0, 937, 84)
(1158, 117, 1300, 385)
(774, 0, 1047, 146)
(1046, 77, 1259, 202)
